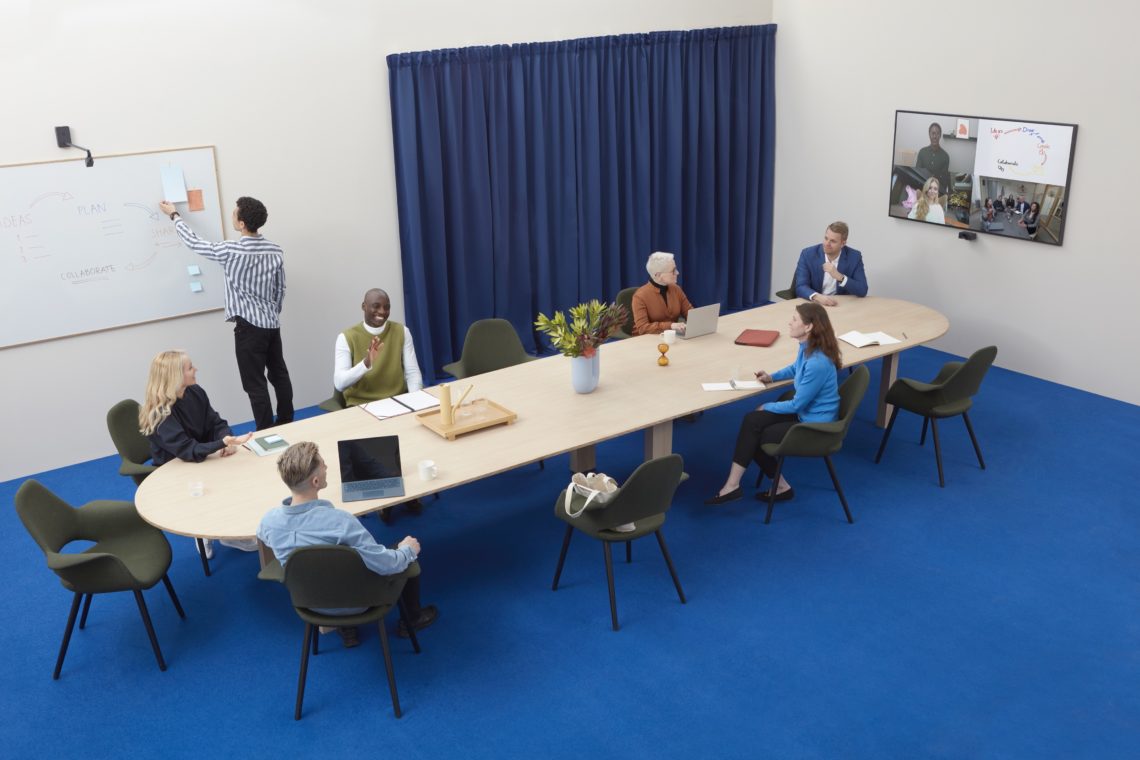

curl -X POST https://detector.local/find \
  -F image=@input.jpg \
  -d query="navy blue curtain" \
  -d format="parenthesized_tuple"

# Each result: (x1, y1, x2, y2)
(388, 25, 776, 381)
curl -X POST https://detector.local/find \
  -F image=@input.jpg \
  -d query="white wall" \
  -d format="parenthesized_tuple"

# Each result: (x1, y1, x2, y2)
(0, 0, 773, 481)
(771, 0, 1140, 406)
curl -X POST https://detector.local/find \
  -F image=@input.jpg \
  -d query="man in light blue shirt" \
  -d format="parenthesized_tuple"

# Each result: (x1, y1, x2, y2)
(258, 441, 438, 647)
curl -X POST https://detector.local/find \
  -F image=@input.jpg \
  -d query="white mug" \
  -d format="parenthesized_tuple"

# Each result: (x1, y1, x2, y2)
(418, 459, 438, 481)
(663, 329, 677, 344)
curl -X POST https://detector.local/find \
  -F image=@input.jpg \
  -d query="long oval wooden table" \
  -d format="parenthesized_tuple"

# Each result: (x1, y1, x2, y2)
(135, 297, 947, 547)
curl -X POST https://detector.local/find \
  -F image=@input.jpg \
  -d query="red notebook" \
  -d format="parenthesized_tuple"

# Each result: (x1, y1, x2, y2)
(734, 329, 779, 347)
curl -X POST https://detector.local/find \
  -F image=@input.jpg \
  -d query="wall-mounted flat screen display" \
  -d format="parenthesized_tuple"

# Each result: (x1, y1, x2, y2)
(888, 110, 1077, 246)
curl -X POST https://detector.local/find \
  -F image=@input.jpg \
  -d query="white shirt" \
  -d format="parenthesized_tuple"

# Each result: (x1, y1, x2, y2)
(333, 322, 424, 394)
(820, 254, 847, 296)
(908, 203, 945, 224)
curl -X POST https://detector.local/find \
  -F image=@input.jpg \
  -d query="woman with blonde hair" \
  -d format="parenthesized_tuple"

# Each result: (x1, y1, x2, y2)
(140, 350, 251, 466)
(907, 177, 945, 224)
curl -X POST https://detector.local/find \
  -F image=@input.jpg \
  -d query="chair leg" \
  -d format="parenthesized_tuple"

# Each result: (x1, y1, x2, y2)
(312, 625, 319, 655)
(161, 574, 186, 619)
(625, 540, 632, 564)
(655, 530, 686, 604)
(79, 593, 93, 630)
(133, 589, 167, 672)
(874, 407, 900, 463)
(963, 412, 986, 470)
(824, 456, 855, 524)
(538, 459, 545, 470)
(919, 417, 929, 446)
(551, 525, 574, 591)
(378, 621, 403, 718)
(603, 542, 619, 631)
(53, 592, 82, 680)
(765, 457, 785, 524)
(930, 418, 946, 487)
(195, 538, 212, 577)
(397, 598, 421, 654)
(295, 623, 313, 720)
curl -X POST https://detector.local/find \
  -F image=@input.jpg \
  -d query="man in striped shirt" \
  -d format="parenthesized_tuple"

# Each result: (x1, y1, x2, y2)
(159, 196, 294, 430)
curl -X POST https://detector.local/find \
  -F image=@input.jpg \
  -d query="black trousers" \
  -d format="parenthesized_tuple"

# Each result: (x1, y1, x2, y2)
(233, 316, 294, 430)
(401, 575, 423, 618)
(732, 410, 798, 478)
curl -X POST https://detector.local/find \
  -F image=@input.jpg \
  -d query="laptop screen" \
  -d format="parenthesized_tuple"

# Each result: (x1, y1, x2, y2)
(337, 436, 403, 484)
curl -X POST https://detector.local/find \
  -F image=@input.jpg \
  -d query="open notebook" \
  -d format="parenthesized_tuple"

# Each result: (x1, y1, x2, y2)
(360, 389, 440, 420)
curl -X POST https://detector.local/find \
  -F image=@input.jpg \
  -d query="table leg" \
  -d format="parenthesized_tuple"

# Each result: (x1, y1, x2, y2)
(257, 538, 274, 569)
(876, 353, 899, 428)
(569, 445, 596, 473)
(645, 420, 673, 460)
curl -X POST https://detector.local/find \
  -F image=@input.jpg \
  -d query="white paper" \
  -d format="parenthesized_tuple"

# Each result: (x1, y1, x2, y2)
(702, 382, 735, 391)
(361, 398, 411, 419)
(839, 330, 901, 348)
(394, 390, 440, 411)
(161, 165, 188, 203)
(730, 379, 764, 390)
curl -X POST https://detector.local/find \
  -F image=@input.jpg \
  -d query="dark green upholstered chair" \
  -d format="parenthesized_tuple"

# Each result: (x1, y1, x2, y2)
(759, 364, 870, 524)
(442, 318, 536, 379)
(282, 546, 422, 720)
(552, 454, 686, 631)
(106, 399, 156, 486)
(14, 480, 185, 678)
(774, 272, 797, 301)
(107, 398, 214, 577)
(319, 388, 347, 413)
(874, 346, 997, 487)
(610, 286, 639, 340)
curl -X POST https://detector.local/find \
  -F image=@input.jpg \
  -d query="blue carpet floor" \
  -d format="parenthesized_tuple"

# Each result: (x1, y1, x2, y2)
(1, 346, 1136, 759)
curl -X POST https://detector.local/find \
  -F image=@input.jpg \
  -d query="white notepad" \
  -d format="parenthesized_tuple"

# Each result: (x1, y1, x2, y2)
(361, 390, 441, 420)
(839, 330, 901, 348)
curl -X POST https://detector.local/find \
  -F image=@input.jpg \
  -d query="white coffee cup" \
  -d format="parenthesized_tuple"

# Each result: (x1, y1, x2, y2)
(188, 481, 204, 498)
(418, 459, 438, 481)
(663, 329, 677, 344)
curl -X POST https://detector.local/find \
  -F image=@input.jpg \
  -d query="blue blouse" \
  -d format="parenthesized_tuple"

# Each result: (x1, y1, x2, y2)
(763, 343, 840, 422)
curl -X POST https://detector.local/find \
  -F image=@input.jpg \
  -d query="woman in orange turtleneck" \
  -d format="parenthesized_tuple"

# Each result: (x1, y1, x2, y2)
(631, 251, 694, 335)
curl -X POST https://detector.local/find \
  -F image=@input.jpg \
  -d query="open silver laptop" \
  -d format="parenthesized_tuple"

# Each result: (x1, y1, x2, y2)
(338, 435, 405, 501)
(680, 303, 721, 339)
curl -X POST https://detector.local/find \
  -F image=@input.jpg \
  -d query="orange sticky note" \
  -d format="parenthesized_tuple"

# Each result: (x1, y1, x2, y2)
(187, 189, 204, 212)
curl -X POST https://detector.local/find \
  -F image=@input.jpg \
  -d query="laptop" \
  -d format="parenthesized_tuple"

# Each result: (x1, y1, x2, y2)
(338, 435, 406, 501)
(680, 303, 721, 340)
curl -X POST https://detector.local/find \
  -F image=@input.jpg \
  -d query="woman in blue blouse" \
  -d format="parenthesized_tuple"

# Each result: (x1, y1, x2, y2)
(707, 302, 842, 504)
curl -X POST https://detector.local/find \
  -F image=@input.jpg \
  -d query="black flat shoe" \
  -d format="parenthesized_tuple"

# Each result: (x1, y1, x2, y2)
(705, 487, 743, 505)
(755, 487, 795, 502)
(397, 605, 439, 638)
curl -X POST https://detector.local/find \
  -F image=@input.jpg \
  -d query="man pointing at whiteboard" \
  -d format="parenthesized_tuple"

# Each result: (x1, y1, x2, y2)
(159, 197, 293, 431)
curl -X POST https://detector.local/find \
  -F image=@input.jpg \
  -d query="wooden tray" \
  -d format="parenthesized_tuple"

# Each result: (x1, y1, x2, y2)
(415, 399, 518, 440)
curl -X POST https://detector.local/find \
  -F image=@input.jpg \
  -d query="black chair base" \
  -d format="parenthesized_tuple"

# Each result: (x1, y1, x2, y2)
(875, 409, 986, 488)
(54, 574, 185, 679)
(764, 456, 854, 524)
(552, 525, 685, 631)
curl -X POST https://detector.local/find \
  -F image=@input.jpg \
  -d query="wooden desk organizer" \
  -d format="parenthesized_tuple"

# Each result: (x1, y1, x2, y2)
(416, 399, 517, 440)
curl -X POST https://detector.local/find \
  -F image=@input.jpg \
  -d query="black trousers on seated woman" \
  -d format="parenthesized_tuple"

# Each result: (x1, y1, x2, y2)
(733, 410, 798, 477)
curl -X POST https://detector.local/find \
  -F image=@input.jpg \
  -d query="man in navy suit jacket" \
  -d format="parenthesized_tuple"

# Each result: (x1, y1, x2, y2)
(793, 221, 869, 306)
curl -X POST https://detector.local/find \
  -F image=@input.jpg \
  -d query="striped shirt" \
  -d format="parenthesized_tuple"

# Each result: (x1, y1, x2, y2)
(174, 219, 285, 328)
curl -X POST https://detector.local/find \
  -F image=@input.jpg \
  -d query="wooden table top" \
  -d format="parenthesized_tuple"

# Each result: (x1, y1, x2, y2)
(135, 296, 948, 539)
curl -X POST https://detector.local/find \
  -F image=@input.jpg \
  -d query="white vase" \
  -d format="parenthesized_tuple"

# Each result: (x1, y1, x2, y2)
(570, 351, 600, 394)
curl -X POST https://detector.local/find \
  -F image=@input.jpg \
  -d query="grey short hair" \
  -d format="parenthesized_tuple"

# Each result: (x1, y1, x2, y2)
(646, 251, 676, 278)
(277, 442, 322, 491)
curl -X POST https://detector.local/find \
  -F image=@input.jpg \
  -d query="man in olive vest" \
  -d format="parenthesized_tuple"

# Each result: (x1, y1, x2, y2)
(333, 288, 424, 405)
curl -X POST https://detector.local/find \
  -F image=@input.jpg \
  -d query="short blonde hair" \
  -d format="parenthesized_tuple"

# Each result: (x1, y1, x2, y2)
(646, 251, 676, 279)
(138, 350, 188, 436)
(827, 221, 849, 240)
(277, 442, 322, 491)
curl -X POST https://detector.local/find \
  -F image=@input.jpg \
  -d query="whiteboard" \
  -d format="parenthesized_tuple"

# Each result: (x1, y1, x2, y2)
(0, 146, 226, 348)
(974, 120, 1075, 186)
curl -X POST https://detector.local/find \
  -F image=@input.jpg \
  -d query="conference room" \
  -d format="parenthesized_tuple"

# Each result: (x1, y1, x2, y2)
(1, 2, 1135, 758)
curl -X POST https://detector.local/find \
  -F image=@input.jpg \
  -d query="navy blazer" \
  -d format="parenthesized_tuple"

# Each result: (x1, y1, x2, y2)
(793, 244, 869, 300)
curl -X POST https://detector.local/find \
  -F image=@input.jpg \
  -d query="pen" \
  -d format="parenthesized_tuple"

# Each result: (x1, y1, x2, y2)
(902, 332, 908, 339)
